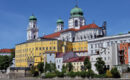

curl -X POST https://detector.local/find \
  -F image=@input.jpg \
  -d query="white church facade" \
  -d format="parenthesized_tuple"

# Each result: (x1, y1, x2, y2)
(44, 5, 106, 42)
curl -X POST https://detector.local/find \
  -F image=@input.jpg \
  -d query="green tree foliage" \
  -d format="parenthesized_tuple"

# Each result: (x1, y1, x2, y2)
(67, 71, 76, 78)
(95, 57, 106, 74)
(0, 56, 11, 70)
(30, 65, 39, 76)
(55, 70, 64, 77)
(87, 69, 95, 78)
(45, 72, 56, 78)
(37, 62, 44, 74)
(84, 56, 91, 70)
(45, 63, 56, 72)
(80, 71, 87, 78)
(111, 67, 120, 78)
(66, 62, 73, 72)
(62, 65, 67, 73)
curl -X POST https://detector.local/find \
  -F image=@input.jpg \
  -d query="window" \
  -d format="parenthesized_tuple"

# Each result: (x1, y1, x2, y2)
(34, 35, 36, 39)
(104, 57, 106, 61)
(58, 65, 60, 69)
(115, 41, 117, 43)
(36, 48, 38, 50)
(91, 35, 93, 38)
(91, 50, 93, 54)
(84, 36, 86, 39)
(53, 47, 55, 50)
(39, 47, 41, 50)
(75, 20, 78, 27)
(95, 44, 97, 48)
(107, 42, 110, 46)
(81, 36, 82, 40)
(91, 44, 93, 48)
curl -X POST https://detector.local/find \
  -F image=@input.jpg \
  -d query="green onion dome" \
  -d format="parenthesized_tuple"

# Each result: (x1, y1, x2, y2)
(29, 15, 37, 20)
(56, 18, 64, 24)
(70, 6, 83, 17)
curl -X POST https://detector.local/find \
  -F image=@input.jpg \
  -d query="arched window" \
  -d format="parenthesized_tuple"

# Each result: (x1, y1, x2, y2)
(75, 20, 78, 27)
(34, 35, 36, 39)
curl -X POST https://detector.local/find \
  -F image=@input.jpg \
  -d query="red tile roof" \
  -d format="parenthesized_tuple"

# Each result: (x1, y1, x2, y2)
(63, 56, 89, 63)
(61, 28, 78, 33)
(79, 23, 101, 31)
(43, 23, 101, 39)
(43, 31, 61, 39)
(0, 49, 12, 53)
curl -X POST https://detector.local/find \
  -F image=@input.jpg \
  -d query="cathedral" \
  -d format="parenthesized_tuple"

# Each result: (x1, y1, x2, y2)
(43, 5, 107, 42)
(27, 5, 107, 42)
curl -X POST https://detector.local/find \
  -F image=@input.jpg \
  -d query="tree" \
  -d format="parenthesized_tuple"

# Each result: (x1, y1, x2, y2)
(37, 62, 44, 74)
(45, 63, 56, 72)
(84, 57, 91, 70)
(62, 65, 67, 73)
(0, 56, 11, 70)
(66, 62, 73, 72)
(30, 65, 39, 76)
(111, 67, 120, 78)
(87, 69, 95, 78)
(95, 57, 106, 74)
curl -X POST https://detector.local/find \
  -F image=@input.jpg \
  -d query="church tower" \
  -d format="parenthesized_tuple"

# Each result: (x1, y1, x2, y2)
(27, 14, 39, 40)
(56, 18, 64, 32)
(68, 5, 86, 29)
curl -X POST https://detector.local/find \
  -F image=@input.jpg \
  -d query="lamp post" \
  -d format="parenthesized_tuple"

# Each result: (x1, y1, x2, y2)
(43, 53, 46, 73)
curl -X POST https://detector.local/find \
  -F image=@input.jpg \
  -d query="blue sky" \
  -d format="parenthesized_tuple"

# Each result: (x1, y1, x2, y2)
(0, 0, 130, 48)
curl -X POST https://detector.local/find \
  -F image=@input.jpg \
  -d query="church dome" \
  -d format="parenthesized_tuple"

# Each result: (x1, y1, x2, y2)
(56, 18, 64, 24)
(29, 15, 37, 20)
(70, 6, 83, 17)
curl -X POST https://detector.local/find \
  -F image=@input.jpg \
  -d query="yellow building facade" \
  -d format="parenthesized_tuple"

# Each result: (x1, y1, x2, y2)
(15, 39, 65, 67)
(15, 39, 88, 68)
(73, 41, 88, 52)
(63, 56, 86, 72)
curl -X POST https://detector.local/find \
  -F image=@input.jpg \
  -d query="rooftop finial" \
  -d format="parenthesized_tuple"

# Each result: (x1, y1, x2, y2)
(32, 13, 34, 16)
(75, 0, 78, 7)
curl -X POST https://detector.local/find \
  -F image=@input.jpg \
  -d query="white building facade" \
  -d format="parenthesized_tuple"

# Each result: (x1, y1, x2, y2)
(89, 33, 130, 73)
(88, 33, 130, 55)
(56, 57, 63, 72)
